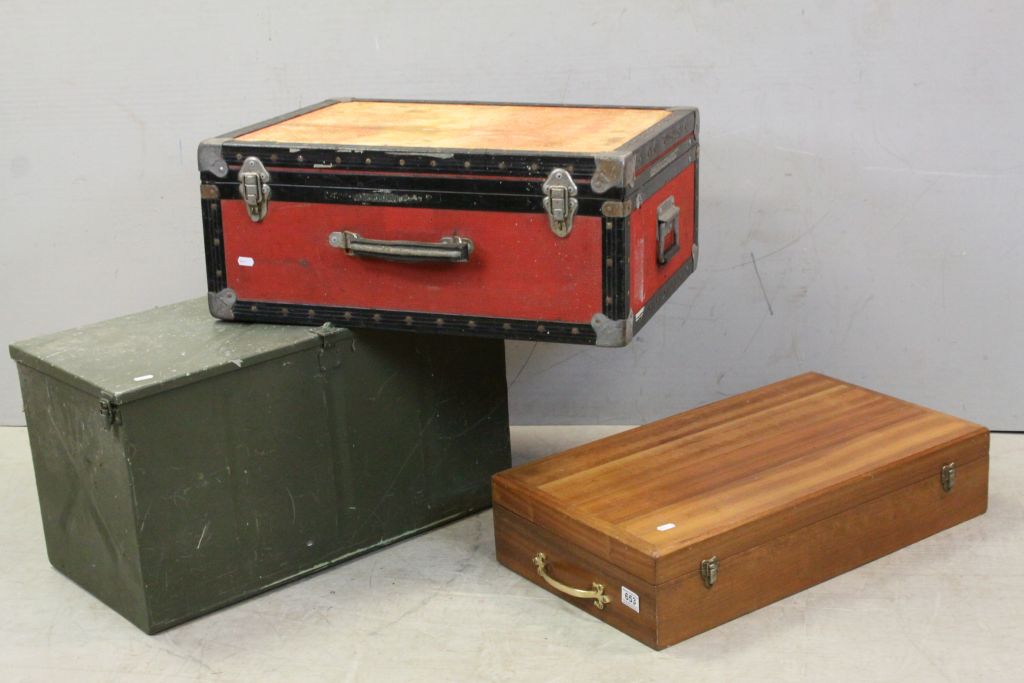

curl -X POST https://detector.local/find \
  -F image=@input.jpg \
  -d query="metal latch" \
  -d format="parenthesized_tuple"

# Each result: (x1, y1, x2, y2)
(941, 462, 956, 492)
(700, 556, 719, 588)
(238, 156, 271, 222)
(542, 168, 578, 237)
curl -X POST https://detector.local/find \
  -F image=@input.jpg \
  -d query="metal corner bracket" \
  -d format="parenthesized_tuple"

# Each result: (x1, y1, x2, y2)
(208, 288, 237, 321)
(590, 312, 634, 347)
(197, 138, 229, 178)
(590, 153, 629, 194)
(600, 193, 640, 218)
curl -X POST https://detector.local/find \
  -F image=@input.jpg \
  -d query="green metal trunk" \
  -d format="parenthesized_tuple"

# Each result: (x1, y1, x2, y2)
(9, 299, 510, 633)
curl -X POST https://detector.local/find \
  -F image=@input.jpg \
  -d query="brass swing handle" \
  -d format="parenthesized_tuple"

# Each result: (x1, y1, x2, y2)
(532, 552, 611, 610)
(328, 230, 473, 263)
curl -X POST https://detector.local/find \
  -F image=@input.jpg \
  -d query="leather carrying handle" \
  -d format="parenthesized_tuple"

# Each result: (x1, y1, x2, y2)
(328, 230, 473, 263)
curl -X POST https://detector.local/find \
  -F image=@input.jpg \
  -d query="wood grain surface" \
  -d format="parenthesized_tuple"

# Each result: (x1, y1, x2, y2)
(492, 373, 989, 585)
(236, 100, 671, 152)
(495, 454, 988, 649)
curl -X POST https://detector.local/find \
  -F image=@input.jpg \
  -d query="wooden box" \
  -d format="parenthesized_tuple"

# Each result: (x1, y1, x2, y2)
(198, 99, 699, 346)
(492, 373, 989, 649)
(9, 299, 511, 633)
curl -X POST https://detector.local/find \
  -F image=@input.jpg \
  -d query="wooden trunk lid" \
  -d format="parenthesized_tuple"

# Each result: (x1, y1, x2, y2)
(492, 373, 989, 586)
(236, 100, 673, 154)
(199, 98, 699, 199)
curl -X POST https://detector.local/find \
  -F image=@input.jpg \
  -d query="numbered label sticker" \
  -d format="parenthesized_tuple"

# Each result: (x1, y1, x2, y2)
(621, 585, 640, 613)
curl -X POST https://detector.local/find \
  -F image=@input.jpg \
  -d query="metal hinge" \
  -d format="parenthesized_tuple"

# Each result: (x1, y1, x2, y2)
(941, 462, 956, 492)
(238, 156, 271, 222)
(99, 398, 121, 428)
(700, 556, 719, 588)
(542, 168, 578, 237)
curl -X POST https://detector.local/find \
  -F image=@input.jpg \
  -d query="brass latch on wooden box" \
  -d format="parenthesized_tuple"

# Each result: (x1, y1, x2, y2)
(700, 556, 719, 588)
(941, 462, 956, 492)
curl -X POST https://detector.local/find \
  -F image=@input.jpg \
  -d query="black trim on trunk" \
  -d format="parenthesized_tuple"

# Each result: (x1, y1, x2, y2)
(209, 174, 609, 215)
(602, 217, 630, 320)
(201, 197, 226, 291)
(230, 301, 599, 345)
(214, 143, 605, 190)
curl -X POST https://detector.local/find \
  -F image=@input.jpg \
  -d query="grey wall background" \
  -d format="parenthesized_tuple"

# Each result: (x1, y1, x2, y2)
(2, 1, 1022, 428)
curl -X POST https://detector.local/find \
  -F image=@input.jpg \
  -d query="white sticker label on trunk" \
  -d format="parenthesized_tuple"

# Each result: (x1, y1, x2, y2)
(621, 586, 640, 613)
(237, 256, 255, 267)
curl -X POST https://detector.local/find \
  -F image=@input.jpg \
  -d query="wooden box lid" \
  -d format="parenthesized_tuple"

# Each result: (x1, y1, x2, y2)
(492, 373, 989, 586)
(236, 100, 673, 154)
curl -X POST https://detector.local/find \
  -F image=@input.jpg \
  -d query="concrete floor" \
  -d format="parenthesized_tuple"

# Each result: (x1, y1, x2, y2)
(1, 425, 1021, 682)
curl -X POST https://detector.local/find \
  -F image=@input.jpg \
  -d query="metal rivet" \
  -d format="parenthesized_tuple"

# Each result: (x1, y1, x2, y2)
(467, 320, 476, 328)
(235, 153, 243, 161)
(571, 327, 579, 335)
(308, 309, 316, 316)
(270, 154, 278, 162)
(280, 307, 288, 315)
(365, 158, 372, 165)
(606, 258, 613, 267)
(566, 164, 574, 173)
(498, 161, 507, 170)
(215, 269, 223, 277)
(537, 325, 546, 333)
(502, 323, 512, 331)
(398, 159, 406, 166)
(335, 156, 342, 163)
(530, 163, 539, 172)
(250, 304, 258, 311)
(344, 311, 352, 320)
(213, 238, 221, 246)
(430, 160, 437, 167)
(296, 155, 304, 162)
(463, 161, 471, 169)
(605, 296, 613, 305)
(372, 313, 381, 322)
(404, 316, 413, 325)
(435, 318, 445, 326)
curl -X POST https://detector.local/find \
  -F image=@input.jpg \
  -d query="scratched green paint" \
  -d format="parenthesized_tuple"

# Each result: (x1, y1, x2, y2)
(10, 299, 510, 633)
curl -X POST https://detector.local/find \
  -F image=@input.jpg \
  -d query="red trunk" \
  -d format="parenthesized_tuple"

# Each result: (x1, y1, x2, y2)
(199, 99, 700, 345)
